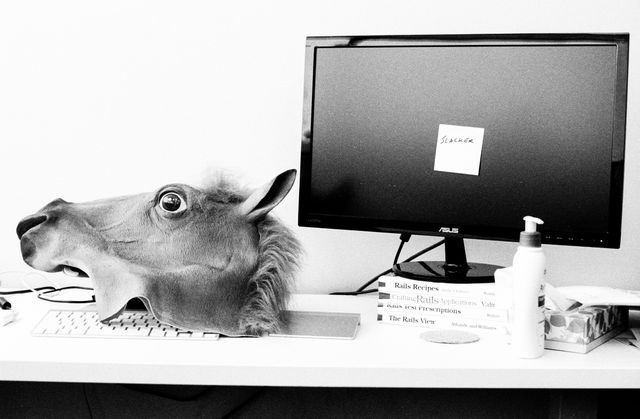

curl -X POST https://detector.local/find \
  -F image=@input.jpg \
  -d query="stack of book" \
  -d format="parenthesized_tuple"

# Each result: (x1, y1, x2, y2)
(377, 274, 508, 335)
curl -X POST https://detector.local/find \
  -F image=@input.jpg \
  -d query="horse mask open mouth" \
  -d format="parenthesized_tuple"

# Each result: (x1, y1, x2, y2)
(16, 169, 301, 336)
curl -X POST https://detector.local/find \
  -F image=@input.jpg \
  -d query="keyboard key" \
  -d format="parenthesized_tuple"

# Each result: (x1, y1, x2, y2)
(31, 310, 220, 341)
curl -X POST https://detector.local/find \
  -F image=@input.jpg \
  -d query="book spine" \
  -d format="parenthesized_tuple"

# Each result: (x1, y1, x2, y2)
(378, 275, 497, 298)
(377, 312, 507, 335)
(377, 299, 507, 322)
(378, 290, 498, 309)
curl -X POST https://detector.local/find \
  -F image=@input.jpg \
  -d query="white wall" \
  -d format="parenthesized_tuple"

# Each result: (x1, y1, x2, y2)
(1, 0, 639, 293)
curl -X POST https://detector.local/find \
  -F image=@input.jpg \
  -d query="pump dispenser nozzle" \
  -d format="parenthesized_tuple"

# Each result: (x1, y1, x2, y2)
(523, 216, 544, 232)
(520, 216, 544, 247)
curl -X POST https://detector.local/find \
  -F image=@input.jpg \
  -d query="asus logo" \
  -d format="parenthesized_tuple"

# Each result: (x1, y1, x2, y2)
(439, 227, 459, 234)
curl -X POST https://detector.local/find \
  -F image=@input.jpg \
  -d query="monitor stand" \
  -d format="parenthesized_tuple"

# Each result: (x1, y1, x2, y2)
(392, 237, 501, 284)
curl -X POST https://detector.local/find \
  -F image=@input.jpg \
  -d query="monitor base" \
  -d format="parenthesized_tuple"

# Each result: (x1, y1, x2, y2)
(392, 261, 500, 284)
(390, 236, 502, 284)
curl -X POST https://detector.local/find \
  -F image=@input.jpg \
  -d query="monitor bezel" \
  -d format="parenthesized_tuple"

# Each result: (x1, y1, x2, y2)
(298, 33, 629, 248)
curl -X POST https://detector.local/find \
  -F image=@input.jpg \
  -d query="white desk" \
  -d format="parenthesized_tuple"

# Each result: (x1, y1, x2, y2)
(1, 293, 639, 388)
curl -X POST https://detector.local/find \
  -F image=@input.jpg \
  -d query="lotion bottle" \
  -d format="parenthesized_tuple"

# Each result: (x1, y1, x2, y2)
(512, 216, 546, 358)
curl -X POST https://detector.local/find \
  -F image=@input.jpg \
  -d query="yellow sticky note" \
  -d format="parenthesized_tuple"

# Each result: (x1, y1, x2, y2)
(434, 124, 485, 176)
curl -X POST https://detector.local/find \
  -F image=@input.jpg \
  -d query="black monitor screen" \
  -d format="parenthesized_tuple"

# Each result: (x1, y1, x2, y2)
(299, 34, 629, 248)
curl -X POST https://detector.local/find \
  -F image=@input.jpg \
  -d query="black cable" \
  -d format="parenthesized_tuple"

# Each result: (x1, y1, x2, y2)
(394, 233, 412, 265)
(351, 267, 393, 295)
(331, 235, 446, 296)
(354, 233, 412, 294)
(37, 286, 96, 304)
(398, 238, 447, 268)
(0, 285, 95, 304)
(0, 286, 56, 295)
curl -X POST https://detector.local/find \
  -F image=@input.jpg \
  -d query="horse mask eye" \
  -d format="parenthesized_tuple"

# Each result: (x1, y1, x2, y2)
(159, 192, 186, 214)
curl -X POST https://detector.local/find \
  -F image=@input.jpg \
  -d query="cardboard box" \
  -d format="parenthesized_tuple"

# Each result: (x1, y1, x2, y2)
(544, 305, 628, 353)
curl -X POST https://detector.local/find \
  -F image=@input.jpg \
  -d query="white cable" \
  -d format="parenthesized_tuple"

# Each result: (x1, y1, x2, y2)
(0, 270, 61, 297)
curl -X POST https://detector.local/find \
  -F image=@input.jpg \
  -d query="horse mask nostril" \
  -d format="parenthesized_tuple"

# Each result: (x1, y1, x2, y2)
(16, 214, 48, 239)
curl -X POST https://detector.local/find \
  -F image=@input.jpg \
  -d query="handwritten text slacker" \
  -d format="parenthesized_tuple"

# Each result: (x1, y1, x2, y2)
(434, 124, 485, 176)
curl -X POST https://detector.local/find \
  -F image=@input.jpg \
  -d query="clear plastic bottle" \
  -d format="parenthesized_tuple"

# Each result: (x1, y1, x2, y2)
(511, 216, 546, 358)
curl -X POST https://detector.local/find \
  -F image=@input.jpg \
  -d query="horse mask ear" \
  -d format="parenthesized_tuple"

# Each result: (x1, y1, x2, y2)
(239, 169, 297, 222)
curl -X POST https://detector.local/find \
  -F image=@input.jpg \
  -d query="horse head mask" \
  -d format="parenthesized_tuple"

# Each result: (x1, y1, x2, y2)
(16, 169, 301, 336)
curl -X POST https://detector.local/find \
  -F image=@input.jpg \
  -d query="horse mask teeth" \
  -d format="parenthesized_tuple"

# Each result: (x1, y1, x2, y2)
(61, 265, 88, 277)
(16, 169, 302, 336)
(63, 266, 80, 277)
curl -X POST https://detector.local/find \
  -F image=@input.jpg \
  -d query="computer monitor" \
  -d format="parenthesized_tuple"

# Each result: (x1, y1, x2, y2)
(299, 33, 629, 283)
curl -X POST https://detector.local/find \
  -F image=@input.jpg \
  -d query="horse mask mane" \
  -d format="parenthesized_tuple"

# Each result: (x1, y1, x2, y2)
(16, 169, 302, 336)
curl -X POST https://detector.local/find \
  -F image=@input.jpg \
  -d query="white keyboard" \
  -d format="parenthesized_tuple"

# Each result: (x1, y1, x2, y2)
(32, 309, 220, 340)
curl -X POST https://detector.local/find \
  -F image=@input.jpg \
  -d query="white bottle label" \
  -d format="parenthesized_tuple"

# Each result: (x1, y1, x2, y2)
(512, 251, 546, 358)
(537, 282, 546, 352)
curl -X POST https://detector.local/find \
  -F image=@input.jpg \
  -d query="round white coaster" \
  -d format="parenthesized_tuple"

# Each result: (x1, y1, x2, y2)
(420, 329, 480, 344)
